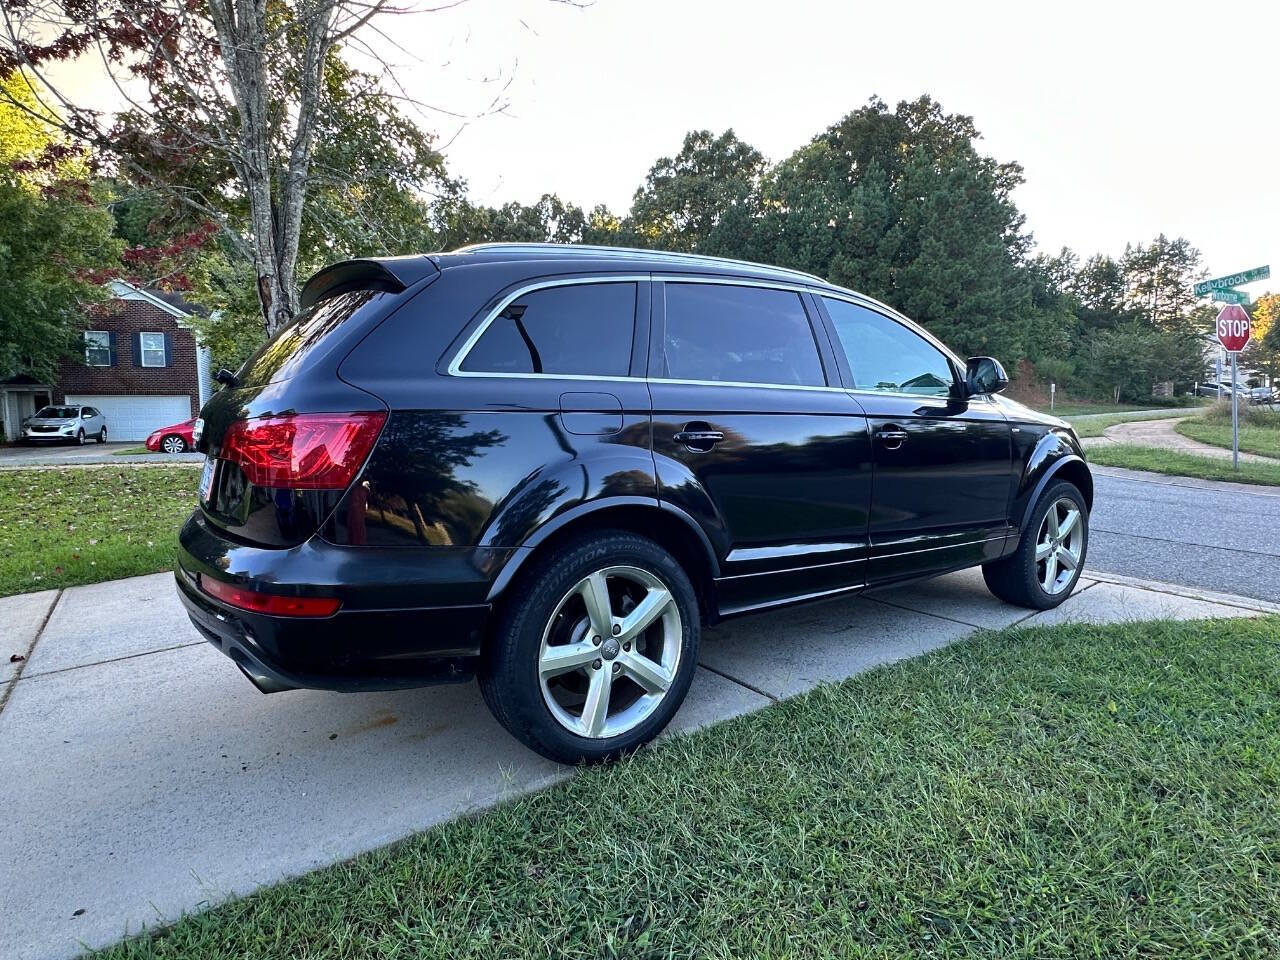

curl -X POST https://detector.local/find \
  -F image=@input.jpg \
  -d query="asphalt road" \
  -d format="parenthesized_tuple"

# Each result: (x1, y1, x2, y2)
(0, 441, 202, 467)
(1088, 468, 1280, 603)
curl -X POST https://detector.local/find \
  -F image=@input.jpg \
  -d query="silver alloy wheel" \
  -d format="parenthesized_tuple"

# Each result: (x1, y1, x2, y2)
(76, 429, 85, 445)
(1035, 497, 1083, 595)
(538, 564, 682, 739)
(162, 435, 185, 453)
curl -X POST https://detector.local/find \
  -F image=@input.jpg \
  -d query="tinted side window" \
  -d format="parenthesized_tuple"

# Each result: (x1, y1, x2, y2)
(663, 283, 825, 387)
(461, 282, 636, 376)
(822, 298, 956, 398)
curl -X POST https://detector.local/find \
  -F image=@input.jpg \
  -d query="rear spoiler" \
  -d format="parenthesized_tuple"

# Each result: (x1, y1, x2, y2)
(299, 255, 440, 310)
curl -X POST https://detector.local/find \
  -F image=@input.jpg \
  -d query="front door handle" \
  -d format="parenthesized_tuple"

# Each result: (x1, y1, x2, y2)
(876, 428, 908, 450)
(674, 425, 725, 452)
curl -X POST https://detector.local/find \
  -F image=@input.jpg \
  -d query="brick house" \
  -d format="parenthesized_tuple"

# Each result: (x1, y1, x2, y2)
(0, 281, 213, 442)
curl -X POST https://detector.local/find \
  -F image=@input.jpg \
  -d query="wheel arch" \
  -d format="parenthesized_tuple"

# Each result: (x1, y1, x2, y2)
(1018, 452, 1093, 534)
(485, 497, 720, 621)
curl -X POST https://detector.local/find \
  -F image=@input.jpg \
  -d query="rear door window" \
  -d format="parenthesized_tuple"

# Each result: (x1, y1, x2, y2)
(460, 282, 637, 376)
(661, 283, 826, 387)
(822, 298, 956, 398)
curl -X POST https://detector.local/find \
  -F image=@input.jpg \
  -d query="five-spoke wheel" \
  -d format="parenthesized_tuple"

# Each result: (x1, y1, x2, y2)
(1035, 497, 1083, 595)
(982, 479, 1089, 610)
(538, 565, 682, 739)
(479, 531, 698, 764)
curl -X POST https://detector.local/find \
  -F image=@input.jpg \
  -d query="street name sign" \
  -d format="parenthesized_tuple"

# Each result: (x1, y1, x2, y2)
(1211, 288, 1251, 306)
(1195, 265, 1270, 296)
(1215, 303, 1251, 353)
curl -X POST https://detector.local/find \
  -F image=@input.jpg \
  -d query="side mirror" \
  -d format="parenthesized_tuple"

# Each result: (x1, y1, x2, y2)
(965, 356, 1009, 397)
(214, 368, 239, 389)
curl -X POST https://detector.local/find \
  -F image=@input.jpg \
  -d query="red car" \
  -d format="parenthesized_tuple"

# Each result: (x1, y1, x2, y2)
(145, 418, 196, 454)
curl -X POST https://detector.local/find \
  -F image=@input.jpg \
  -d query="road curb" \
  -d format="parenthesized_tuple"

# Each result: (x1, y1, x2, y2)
(1089, 464, 1280, 497)
(1083, 570, 1280, 615)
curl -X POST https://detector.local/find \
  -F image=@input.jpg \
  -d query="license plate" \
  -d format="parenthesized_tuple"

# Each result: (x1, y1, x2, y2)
(199, 458, 216, 503)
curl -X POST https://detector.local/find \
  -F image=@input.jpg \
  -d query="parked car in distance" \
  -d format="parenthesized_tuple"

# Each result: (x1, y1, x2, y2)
(22, 405, 107, 444)
(177, 244, 1094, 764)
(1196, 381, 1247, 399)
(1248, 385, 1278, 405)
(145, 418, 197, 453)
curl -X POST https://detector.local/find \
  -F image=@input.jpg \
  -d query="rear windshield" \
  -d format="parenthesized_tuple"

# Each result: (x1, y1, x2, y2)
(35, 406, 78, 418)
(235, 289, 395, 388)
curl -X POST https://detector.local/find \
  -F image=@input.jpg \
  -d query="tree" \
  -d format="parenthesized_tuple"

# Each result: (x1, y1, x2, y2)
(1072, 254, 1134, 332)
(1120, 235, 1207, 334)
(0, 72, 120, 382)
(627, 129, 767, 253)
(1, 0, 444, 333)
(1244, 294, 1280, 387)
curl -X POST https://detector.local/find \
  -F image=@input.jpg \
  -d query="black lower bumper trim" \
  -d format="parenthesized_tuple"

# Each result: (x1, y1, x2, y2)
(176, 570, 483, 692)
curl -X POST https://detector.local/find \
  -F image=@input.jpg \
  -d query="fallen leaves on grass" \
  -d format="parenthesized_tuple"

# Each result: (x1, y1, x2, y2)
(0, 466, 201, 597)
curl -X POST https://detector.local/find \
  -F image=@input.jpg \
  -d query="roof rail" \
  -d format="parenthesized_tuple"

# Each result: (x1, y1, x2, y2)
(452, 242, 827, 284)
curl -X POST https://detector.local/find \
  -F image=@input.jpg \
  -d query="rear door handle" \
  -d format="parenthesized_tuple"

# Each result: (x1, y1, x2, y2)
(673, 425, 725, 452)
(876, 428, 908, 449)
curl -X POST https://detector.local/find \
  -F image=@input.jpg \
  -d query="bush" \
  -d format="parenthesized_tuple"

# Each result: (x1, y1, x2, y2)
(1197, 401, 1280, 429)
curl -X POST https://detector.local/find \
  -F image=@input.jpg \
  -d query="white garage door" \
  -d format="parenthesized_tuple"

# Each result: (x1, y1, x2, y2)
(64, 394, 191, 442)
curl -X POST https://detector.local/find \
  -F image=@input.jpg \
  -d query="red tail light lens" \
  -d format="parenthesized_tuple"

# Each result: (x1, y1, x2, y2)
(200, 575, 341, 617)
(220, 412, 386, 490)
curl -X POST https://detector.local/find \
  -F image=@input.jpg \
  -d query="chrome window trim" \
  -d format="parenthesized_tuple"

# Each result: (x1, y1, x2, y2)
(655, 273, 814, 295)
(446, 271, 980, 399)
(648, 377, 849, 394)
(447, 274, 649, 379)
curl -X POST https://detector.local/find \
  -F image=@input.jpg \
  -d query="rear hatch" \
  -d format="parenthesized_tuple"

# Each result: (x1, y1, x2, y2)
(195, 258, 437, 547)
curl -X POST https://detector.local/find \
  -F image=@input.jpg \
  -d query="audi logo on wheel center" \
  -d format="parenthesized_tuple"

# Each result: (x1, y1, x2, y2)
(1215, 304, 1252, 353)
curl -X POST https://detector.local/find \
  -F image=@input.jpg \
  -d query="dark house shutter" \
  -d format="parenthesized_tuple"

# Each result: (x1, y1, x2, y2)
(107, 331, 118, 366)
(132, 332, 143, 367)
(163, 332, 174, 367)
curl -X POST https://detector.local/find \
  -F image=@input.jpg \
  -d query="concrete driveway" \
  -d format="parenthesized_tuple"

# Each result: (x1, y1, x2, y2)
(0, 442, 202, 468)
(1, 567, 1274, 960)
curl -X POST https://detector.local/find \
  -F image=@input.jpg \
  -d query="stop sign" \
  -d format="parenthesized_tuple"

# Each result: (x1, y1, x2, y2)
(1216, 303, 1252, 352)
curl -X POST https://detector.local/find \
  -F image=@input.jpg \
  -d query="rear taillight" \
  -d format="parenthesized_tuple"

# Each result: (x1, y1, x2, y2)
(200, 575, 341, 617)
(219, 412, 386, 490)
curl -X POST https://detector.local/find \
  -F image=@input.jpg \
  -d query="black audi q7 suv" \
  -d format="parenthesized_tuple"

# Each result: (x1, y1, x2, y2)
(177, 244, 1093, 763)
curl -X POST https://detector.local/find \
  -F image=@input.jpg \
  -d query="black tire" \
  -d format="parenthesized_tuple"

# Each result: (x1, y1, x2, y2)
(97, 426, 107, 443)
(160, 434, 187, 453)
(76, 429, 85, 445)
(983, 480, 1089, 610)
(479, 530, 700, 764)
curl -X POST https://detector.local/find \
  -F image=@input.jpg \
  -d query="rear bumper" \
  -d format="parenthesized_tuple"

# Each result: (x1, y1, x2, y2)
(176, 511, 501, 692)
(175, 569, 484, 691)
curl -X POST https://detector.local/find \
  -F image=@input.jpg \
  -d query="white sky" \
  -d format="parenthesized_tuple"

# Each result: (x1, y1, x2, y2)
(51, 0, 1280, 287)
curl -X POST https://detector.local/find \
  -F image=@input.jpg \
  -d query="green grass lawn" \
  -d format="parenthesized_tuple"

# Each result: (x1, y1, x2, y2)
(1027, 399, 1206, 418)
(1087, 444, 1280, 485)
(1066, 408, 1194, 439)
(1174, 405, 1280, 459)
(1030, 401, 1152, 416)
(111, 445, 154, 456)
(96, 616, 1280, 959)
(0, 466, 199, 597)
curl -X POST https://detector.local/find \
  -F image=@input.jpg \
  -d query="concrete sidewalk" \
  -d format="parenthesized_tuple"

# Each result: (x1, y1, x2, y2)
(1, 569, 1274, 960)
